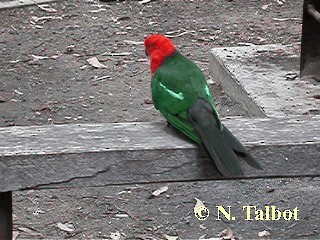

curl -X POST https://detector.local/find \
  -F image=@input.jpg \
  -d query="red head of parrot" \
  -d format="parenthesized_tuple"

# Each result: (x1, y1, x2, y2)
(144, 34, 176, 74)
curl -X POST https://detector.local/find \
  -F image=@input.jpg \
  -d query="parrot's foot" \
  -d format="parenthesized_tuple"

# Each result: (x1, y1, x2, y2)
(166, 121, 172, 127)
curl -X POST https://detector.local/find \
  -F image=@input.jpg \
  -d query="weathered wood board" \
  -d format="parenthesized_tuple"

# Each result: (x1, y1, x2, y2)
(209, 43, 320, 117)
(1, 116, 319, 192)
(0, 0, 59, 9)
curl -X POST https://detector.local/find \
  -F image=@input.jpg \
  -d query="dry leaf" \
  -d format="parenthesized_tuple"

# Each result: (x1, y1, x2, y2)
(31, 16, 62, 23)
(152, 186, 168, 197)
(31, 54, 49, 61)
(272, 17, 300, 22)
(37, 4, 57, 12)
(164, 234, 178, 240)
(92, 75, 112, 82)
(18, 227, 42, 236)
(219, 228, 235, 240)
(102, 52, 132, 57)
(12, 231, 19, 240)
(31, 54, 61, 61)
(87, 57, 108, 68)
(207, 79, 214, 85)
(194, 198, 206, 215)
(115, 213, 129, 218)
(9, 59, 20, 63)
(110, 231, 121, 240)
(14, 89, 23, 95)
(258, 230, 271, 237)
(139, 0, 152, 4)
(165, 30, 195, 38)
(124, 40, 144, 45)
(199, 224, 207, 230)
(56, 222, 75, 233)
(275, 0, 285, 5)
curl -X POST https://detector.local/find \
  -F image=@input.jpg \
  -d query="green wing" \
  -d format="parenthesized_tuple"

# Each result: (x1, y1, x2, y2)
(152, 74, 201, 143)
(151, 52, 219, 144)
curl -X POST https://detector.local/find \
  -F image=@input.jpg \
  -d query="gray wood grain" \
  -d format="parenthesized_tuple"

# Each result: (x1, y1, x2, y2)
(0, 0, 59, 10)
(209, 44, 320, 117)
(0, 116, 319, 192)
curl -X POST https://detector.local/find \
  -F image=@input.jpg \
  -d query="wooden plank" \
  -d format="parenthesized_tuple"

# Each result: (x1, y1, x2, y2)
(0, 0, 59, 9)
(14, 177, 320, 240)
(0, 117, 319, 191)
(0, 192, 12, 240)
(209, 44, 320, 117)
(209, 45, 267, 117)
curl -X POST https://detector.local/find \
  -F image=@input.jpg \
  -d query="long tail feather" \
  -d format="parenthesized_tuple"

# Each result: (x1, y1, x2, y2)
(222, 126, 262, 170)
(189, 99, 261, 177)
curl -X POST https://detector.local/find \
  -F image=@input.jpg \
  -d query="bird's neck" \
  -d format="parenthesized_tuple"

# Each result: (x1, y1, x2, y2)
(150, 49, 176, 74)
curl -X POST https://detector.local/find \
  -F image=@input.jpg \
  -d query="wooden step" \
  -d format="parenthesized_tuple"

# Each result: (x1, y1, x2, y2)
(1, 116, 319, 192)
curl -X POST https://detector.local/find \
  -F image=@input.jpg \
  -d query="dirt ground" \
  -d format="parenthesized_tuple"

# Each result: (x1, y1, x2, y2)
(0, 0, 302, 126)
(0, 0, 304, 239)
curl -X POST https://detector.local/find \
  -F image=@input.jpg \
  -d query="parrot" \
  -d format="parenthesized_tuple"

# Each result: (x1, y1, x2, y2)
(144, 34, 262, 177)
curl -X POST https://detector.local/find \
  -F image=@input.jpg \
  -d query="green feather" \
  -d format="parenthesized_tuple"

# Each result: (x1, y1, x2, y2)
(152, 51, 221, 143)
(151, 51, 261, 176)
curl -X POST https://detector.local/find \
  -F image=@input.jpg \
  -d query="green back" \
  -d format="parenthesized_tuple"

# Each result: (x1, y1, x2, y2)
(152, 51, 220, 143)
